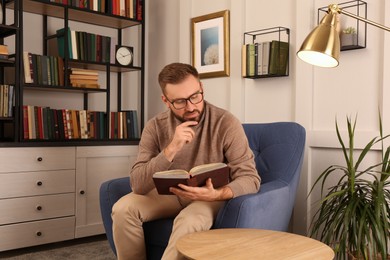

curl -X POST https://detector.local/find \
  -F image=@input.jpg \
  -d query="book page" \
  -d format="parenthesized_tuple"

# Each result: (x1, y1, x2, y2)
(190, 163, 227, 176)
(153, 169, 189, 179)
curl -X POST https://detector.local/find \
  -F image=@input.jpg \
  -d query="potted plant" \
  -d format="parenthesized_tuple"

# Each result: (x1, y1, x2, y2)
(309, 115, 390, 260)
(341, 26, 358, 46)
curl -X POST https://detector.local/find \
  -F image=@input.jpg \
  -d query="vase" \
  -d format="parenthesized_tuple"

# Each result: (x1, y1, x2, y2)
(341, 33, 358, 47)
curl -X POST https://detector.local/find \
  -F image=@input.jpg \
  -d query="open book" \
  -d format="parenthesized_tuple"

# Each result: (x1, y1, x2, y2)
(153, 162, 230, 195)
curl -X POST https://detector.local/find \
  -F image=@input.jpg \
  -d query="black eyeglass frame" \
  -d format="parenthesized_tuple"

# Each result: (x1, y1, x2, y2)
(164, 91, 204, 110)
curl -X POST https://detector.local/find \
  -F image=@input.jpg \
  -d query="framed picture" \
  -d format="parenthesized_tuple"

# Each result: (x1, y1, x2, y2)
(191, 10, 230, 79)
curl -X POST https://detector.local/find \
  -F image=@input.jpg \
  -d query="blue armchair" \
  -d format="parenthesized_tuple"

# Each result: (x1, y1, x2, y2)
(99, 122, 306, 260)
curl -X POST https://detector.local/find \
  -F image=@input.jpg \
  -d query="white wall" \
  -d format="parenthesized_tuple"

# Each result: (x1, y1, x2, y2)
(146, 0, 390, 235)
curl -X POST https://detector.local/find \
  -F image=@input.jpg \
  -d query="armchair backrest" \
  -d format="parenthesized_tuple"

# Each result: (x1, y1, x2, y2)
(243, 122, 306, 185)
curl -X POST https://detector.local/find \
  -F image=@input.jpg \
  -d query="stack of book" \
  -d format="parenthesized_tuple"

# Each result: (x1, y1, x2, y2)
(242, 40, 289, 77)
(69, 68, 100, 88)
(0, 85, 14, 118)
(22, 105, 107, 140)
(0, 45, 9, 60)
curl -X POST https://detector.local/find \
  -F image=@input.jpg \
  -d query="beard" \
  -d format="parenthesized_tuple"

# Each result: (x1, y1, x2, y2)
(173, 109, 203, 122)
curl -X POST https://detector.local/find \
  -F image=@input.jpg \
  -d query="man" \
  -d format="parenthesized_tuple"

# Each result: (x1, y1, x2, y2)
(112, 63, 261, 260)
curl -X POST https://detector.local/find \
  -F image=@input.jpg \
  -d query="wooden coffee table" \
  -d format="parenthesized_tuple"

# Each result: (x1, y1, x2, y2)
(176, 228, 334, 260)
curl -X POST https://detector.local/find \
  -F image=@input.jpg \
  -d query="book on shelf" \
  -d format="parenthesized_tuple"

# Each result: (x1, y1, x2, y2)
(153, 163, 230, 195)
(23, 52, 64, 86)
(109, 110, 139, 139)
(268, 40, 289, 76)
(0, 45, 9, 60)
(22, 106, 107, 140)
(241, 44, 247, 77)
(246, 43, 256, 77)
(0, 85, 14, 118)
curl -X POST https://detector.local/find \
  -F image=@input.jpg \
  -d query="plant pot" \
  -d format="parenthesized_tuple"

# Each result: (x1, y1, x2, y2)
(341, 33, 358, 47)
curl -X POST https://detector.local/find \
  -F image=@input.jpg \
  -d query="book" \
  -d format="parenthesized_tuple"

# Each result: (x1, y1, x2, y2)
(262, 41, 271, 75)
(246, 44, 255, 77)
(241, 44, 246, 77)
(153, 163, 230, 195)
(269, 40, 289, 76)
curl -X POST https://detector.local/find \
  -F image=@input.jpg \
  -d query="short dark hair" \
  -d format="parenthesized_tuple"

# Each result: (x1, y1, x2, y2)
(158, 63, 199, 94)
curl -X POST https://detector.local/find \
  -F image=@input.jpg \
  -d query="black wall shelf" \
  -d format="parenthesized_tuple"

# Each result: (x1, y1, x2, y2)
(318, 0, 367, 51)
(243, 26, 290, 79)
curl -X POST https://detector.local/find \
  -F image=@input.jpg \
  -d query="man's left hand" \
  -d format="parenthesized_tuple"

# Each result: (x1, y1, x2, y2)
(169, 178, 233, 201)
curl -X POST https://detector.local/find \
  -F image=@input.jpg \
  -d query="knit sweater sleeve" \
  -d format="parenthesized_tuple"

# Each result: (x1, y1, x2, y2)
(221, 116, 261, 197)
(129, 119, 172, 194)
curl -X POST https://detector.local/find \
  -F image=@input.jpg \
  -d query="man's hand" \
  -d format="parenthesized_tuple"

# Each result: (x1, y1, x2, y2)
(163, 121, 198, 162)
(169, 178, 233, 201)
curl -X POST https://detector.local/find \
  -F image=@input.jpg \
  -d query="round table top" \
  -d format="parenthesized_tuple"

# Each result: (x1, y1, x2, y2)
(176, 228, 334, 260)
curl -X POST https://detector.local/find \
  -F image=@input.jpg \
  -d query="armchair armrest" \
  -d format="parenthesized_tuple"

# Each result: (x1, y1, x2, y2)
(213, 180, 293, 231)
(99, 177, 132, 254)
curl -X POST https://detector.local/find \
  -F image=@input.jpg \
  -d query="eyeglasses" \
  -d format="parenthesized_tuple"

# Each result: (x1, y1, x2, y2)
(165, 91, 204, 110)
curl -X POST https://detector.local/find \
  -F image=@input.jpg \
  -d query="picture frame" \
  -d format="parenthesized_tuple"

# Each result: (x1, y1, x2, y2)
(191, 10, 230, 79)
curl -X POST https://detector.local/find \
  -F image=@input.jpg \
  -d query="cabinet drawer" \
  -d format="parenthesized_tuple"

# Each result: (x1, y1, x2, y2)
(0, 170, 75, 199)
(0, 147, 75, 173)
(0, 216, 75, 251)
(0, 193, 75, 225)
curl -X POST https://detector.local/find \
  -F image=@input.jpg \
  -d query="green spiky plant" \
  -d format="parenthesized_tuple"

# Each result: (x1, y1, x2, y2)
(309, 115, 390, 260)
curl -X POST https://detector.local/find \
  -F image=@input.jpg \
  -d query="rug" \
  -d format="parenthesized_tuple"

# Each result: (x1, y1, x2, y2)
(0, 235, 116, 260)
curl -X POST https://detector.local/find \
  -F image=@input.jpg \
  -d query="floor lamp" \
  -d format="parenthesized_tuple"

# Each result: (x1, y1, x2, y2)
(297, 4, 390, 68)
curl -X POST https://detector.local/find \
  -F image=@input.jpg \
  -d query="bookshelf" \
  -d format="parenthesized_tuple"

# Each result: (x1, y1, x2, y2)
(0, 0, 145, 146)
(242, 26, 290, 79)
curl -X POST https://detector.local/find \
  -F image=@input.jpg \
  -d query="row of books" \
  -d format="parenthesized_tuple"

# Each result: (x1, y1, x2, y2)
(47, 0, 142, 20)
(23, 52, 65, 86)
(22, 105, 139, 140)
(0, 85, 14, 118)
(57, 28, 111, 63)
(242, 40, 289, 77)
(110, 110, 139, 139)
(23, 106, 107, 140)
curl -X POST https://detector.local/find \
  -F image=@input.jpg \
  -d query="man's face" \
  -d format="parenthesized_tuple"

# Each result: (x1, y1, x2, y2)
(162, 75, 204, 122)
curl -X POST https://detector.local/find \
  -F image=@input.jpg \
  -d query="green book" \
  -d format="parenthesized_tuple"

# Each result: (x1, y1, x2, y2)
(56, 28, 73, 59)
(269, 40, 289, 76)
(246, 44, 255, 77)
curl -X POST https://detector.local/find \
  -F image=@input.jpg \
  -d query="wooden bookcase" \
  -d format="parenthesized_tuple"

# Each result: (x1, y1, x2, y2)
(0, 0, 145, 146)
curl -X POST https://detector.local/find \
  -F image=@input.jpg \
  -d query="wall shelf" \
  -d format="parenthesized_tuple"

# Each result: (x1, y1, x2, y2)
(318, 0, 367, 51)
(242, 26, 290, 79)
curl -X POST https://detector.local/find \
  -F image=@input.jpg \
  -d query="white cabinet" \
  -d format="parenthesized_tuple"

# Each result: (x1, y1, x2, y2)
(0, 147, 76, 251)
(75, 145, 138, 238)
(0, 145, 138, 251)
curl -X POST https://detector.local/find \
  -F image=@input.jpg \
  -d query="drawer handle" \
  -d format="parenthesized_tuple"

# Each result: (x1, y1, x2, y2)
(36, 181, 43, 186)
(37, 157, 43, 162)
(36, 205, 42, 211)
(79, 190, 85, 195)
(36, 231, 42, 237)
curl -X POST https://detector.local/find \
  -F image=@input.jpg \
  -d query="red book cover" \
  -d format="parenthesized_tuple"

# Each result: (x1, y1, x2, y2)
(37, 106, 43, 139)
(23, 105, 29, 140)
(153, 163, 230, 195)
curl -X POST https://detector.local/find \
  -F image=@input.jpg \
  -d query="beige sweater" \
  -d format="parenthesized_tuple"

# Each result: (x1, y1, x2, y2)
(130, 101, 261, 197)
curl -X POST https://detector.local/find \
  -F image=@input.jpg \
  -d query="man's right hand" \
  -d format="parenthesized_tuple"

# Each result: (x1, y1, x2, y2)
(163, 121, 198, 162)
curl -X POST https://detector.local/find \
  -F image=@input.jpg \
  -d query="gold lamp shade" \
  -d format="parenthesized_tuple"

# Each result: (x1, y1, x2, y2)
(297, 4, 341, 68)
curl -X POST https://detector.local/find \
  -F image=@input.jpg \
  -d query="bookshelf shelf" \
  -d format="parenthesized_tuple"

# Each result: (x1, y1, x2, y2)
(242, 26, 290, 79)
(8, 0, 142, 29)
(0, 0, 145, 144)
